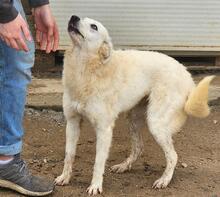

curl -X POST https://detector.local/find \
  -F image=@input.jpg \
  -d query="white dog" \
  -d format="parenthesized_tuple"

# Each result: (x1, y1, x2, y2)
(55, 15, 214, 195)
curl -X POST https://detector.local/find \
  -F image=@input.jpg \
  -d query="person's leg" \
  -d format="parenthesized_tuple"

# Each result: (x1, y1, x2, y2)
(0, 0, 54, 196)
(0, 0, 34, 157)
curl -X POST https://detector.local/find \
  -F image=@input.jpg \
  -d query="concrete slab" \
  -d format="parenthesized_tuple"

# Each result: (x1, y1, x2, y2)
(27, 78, 63, 110)
(26, 75, 220, 110)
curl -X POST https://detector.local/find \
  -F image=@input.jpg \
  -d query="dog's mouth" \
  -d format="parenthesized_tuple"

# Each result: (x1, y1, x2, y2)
(68, 24, 84, 39)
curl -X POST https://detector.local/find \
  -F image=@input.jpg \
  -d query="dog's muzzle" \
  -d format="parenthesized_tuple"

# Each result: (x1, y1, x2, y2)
(68, 15, 84, 39)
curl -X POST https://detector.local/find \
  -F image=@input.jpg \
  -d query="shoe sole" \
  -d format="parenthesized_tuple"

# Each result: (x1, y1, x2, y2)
(0, 179, 53, 196)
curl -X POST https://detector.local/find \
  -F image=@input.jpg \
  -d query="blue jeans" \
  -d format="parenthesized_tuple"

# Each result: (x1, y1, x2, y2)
(0, 0, 35, 155)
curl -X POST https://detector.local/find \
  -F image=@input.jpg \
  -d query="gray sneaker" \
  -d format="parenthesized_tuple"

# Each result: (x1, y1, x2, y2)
(0, 154, 54, 196)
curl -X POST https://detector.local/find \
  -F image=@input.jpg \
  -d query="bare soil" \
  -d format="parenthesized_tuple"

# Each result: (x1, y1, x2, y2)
(0, 106, 220, 197)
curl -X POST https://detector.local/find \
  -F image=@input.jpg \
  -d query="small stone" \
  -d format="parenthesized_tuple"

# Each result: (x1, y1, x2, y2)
(42, 109, 48, 114)
(181, 162, 188, 168)
(29, 160, 34, 164)
(213, 120, 218, 124)
(34, 111, 40, 116)
(37, 163, 43, 168)
(43, 159, 47, 163)
(42, 128, 46, 132)
(26, 108, 34, 115)
(51, 164, 56, 167)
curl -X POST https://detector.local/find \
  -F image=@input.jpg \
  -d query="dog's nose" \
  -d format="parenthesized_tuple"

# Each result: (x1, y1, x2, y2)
(70, 15, 80, 24)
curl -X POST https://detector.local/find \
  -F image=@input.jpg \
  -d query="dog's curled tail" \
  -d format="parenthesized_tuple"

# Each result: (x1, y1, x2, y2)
(184, 76, 215, 118)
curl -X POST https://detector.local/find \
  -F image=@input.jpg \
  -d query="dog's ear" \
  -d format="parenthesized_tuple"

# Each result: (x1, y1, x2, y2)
(98, 41, 112, 64)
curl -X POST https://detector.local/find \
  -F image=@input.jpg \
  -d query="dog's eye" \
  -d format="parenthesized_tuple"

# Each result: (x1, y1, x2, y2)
(91, 24, 98, 31)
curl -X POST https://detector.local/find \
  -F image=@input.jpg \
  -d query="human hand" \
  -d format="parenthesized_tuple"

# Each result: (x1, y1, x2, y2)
(33, 4, 59, 53)
(0, 14, 32, 52)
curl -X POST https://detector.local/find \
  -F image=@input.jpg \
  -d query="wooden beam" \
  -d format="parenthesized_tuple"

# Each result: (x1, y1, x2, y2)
(215, 57, 220, 67)
(32, 50, 56, 73)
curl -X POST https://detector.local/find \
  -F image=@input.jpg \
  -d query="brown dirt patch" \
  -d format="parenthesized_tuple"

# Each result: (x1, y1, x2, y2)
(0, 107, 220, 197)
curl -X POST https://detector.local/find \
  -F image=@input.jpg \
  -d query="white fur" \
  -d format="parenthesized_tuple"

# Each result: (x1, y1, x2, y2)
(55, 17, 208, 195)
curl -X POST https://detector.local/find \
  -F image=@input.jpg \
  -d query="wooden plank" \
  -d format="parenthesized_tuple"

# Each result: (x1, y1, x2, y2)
(215, 57, 220, 66)
(187, 66, 220, 75)
(32, 50, 55, 73)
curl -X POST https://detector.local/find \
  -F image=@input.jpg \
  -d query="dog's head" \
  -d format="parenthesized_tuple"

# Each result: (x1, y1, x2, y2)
(68, 15, 112, 64)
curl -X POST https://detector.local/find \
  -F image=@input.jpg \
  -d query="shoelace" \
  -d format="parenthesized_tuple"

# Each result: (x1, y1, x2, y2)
(18, 160, 32, 179)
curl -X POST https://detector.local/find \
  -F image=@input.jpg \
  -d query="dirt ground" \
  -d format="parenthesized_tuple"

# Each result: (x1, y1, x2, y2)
(0, 106, 220, 197)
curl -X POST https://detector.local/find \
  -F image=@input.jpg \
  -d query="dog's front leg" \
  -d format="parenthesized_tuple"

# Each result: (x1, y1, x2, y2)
(55, 114, 81, 185)
(87, 122, 114, 196)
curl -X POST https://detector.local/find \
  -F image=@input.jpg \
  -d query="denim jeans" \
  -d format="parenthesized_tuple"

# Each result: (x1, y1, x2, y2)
(0, 0, 35, 155)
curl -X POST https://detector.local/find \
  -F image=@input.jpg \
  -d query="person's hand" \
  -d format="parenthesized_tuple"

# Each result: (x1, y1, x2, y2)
(0, 14, 32, 52)
(33, 4, 59, 53)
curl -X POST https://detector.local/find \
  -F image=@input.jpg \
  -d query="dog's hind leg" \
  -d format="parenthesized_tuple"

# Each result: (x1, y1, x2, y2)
(147, 95, 187, 189)
(55, 114, 81, 185)
(111, 105, 144, 173)
(150, 128, 177, 189)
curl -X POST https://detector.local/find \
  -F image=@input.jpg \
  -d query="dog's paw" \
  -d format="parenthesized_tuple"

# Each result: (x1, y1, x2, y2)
(110, 162, 131, 173)
(54, 174, 71, 186)
(86, 183, 103, 196)
(152, 177, 171, 189)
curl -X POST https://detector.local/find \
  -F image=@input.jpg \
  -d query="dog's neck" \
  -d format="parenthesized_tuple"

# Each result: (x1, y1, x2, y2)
(66, 46, 113, 78)
(63, 46, 117, 102)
